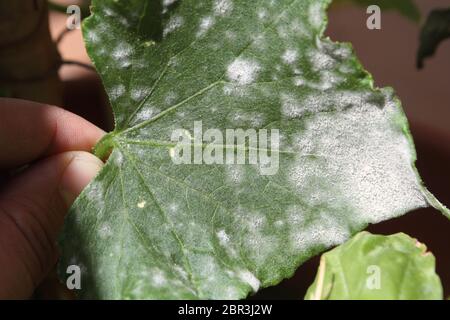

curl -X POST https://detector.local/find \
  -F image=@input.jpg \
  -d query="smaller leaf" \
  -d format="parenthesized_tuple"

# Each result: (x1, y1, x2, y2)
(417, 8, 450, 69)
(334, 0, 420, 22)
(305, 232, 443, 300)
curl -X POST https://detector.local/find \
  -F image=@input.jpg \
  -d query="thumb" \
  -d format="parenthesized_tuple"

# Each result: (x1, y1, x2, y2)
(0, 151, 103, 299)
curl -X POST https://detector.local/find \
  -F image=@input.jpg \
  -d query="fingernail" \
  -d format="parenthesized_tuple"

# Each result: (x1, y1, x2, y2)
(59, 152, 104, 208)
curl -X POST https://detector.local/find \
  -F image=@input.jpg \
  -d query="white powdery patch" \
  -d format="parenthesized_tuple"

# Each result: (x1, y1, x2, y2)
(303, 91, 372, 114)
(293, 77, 305, 87)
(130, 87, 148, 101)
(165, 91, 178, 105)
(290, 19, 310, 38)
(290, 218, 350, 251)
(232, 111, 264, 127)
(288, 100, 427, 227)
(338, 108, 426, 223)
(239, 211, 280, 265)
(282, 90, 371, 119)
(117, 15, 130, 28)
(216, 230, 230, 246)
(152, 269, 167, 287)
(103, 7, 115, 17)
(274, 220, 284, 228)
(163, 0, 177, 6)
(112, 43, 133, 67)
(184, 221, 212, 249)
(98, 223, 113, 239)
(227, 165, 243, 184)
(173, 265, 189, 280)
(281, 93, 303, 118)
(293, 67, 302, 75)
(132, 58, 148, 71)
(277, 25, 288, 39)
(192, 255, 220, 282)
(221, 286, 241, 300)
(316, 70, 344, 90)
(309, 50, 335, 71)
(286, 205, 305, 225)
(84, 181, 105, 212)
(247, 212, 266, 231)
(223, 83, 247, 97)
(237, 270, 260, 292)
(214, 0, 233, 16)
(176, 110, 186, 118)
(224, 30, 237, 40)
(109, 84, 125, 101)
(299, 70, 344, 92)
(169, 202, 179, 213)
(168, 56, 179, 67)
(282, 49, 298, 64)
(257, 8, 268, 20)
(284, 206, 349, 252)
(112, 150, 124, 167)
(308, 2, 324, 29)
(339, 63, 354, 74)
(332, 46, 352, 60)
(85, 30, 100, 43)
(137, 200, 146, 209)
(131, 267, 170, 295)
(197, 16, 215, 37)
(252, 34, 266, 50)
(226, 58, 261, 85)
(135, 107, 160, 122)
(163, 15, 184, 37)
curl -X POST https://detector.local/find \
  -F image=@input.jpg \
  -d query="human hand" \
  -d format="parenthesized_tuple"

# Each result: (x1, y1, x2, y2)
(0, 98, 105, 299)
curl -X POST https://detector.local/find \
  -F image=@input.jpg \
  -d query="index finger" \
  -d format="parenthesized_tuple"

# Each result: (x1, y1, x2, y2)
(0, 98, 106, 170)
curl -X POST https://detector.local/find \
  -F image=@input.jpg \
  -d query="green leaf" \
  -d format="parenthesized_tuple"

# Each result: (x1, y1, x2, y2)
(58, 0, 449, 299)
(417, 8, 450, 69)
(305, 232, 443, 300)
(335, 0, 420, 22)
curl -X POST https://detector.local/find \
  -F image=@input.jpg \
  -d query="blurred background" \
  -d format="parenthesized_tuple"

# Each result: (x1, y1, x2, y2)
(2, 0, 449, 299)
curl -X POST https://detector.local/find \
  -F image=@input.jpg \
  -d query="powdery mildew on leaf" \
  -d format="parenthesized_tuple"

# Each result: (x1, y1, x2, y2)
(58, 0, 449, 299)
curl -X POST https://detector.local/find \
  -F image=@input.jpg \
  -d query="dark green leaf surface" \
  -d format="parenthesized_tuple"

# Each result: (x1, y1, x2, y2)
(417, 8, 450, 69)
(305, 232, 443, 300)
(58, 0, 449, 299)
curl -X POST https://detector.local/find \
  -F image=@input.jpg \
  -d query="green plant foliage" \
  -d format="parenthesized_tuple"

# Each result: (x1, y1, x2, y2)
(58, 0, 448, 299)
(417, 8, 450, 69)
(305, 232, 443, 300)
